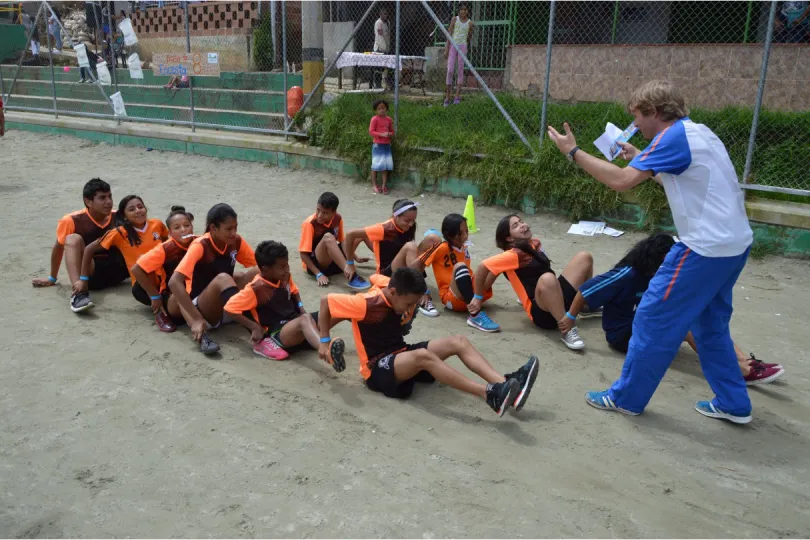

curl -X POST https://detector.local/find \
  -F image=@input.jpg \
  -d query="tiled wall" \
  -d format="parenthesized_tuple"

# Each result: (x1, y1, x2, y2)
(506, 44, 810, 111)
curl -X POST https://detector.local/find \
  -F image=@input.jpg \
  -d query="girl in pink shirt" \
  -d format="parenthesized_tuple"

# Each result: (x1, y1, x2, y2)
(369, 99, 394, 195)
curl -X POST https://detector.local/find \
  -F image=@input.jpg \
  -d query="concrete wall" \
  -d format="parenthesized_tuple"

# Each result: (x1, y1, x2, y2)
(506, 43, 810, 111)
(137, 35, 250, 71)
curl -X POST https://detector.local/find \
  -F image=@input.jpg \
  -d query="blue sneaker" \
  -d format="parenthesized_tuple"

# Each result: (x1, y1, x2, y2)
(694, 401, 752, 424)
(467, 311, 500, 333)
(584, 390, 640, 416)
(348, 274, 371, 290)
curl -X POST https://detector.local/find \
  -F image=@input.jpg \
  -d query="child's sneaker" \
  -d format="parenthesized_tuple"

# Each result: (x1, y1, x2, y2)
(418, 296, 439, 317)
(505, 356, 539, 411)
(443, 98, 449, 107)
(348, 274, 371, 290)
(453, 97, 461, 105)
(748, 353, 781, 370)
(326, 338, 346, 372)
(561, 327, 585, 350)
(466, 311, 500, 333)
(486, 379, 519, 417)
(694, 400, 752, 424)
(253, 337, 289, 361)
(155, 311, 176, 333)
(200, 332, 220, 355)
(70, 292, 95, 313)
(744, 364, 784, 385)
(584, 390, 640, 415)
(579, 306, 603, 319)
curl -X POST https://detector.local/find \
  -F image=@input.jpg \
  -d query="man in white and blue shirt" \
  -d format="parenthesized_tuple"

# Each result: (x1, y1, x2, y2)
(548, 80, 754, 424)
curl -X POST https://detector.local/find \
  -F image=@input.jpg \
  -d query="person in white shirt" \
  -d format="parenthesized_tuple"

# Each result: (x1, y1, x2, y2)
(372, 8, 391, 89)
(548, 80, 755, 424)
(443, 4, 474, 106)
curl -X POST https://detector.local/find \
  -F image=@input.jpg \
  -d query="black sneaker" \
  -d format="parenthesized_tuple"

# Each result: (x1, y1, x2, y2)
(579, 305, 603, 319)
(505, 356, 539, 411)
(70, 292, 95, 313)
(200, 332, 220, 355)
(486, 379, 519, 417)
(328, 338, 346, 373)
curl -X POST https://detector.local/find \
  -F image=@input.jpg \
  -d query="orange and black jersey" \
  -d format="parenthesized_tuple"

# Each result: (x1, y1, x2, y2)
(327, 275, 416, 379)
(224, 275, 301, 332)
(174, 233, 257, 298)
(364, 219, 416, 273)
(99, 218, 169, 283)
(298, 213, 345, 270)
(482, 238, 553, 318)
(56, 209, 116, 249)
(135, 236, 195, 292)
(421, 241, 471, 299)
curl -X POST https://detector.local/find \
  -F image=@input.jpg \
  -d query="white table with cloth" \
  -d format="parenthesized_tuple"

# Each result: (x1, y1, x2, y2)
(335, 52, 427, 93)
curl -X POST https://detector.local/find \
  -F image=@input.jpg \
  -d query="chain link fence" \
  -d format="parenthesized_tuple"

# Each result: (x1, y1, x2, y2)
(1, 1, 808, 195)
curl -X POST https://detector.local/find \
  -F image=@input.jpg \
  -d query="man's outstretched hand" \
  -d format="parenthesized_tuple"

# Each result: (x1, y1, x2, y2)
(547, 122, 577, 155)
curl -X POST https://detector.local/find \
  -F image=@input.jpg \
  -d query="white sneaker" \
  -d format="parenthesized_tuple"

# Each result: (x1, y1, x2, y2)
(561, 327, 585, 350)
(418, 296, 440, 318)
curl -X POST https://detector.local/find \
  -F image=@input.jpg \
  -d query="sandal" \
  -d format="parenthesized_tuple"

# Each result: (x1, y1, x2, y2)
(372, 185, 381, 194)
(382, 186, 390, 195)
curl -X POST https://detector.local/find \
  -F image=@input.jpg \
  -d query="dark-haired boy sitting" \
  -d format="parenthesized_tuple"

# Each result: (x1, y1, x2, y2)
(318, 267, 539, 416)
(32, 178, 129, 313)
(225, 240, 346, 369)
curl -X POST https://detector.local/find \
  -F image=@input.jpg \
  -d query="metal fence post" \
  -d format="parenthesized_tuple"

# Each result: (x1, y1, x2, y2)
(394, 0, 400, 131)
(282, 0, 288, 139)
(3, 2, 45, 106)
(539, 0, 556, 144)
(45, 26, 58, 118)
(286, 1, 379, 132)
(184, 5, 195, 132)
(420, 0, 535, 156)
(742, 0, 777, 185)
(106, 0, 117, 91)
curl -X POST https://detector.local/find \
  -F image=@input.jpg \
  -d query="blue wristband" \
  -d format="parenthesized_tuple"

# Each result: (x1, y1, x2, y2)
(315, 272, 324, 279)
(48, 276, 57, 283)
(320, 336, 331, 343)
(150, 295, 162, 301)
(565, 311, 576, 321)
(79, 275, 90, 281)
(473, 294, 484, 300)
(297, 302, 304, 308)
(346, 260, 354, 265)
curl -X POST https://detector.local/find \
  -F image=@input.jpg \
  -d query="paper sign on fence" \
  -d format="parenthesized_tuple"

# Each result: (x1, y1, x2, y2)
(110, 92, 127, 117)
(128, 53, 143, 79)
(74, 43, 89, 68)
(119, 18, 138, 46)
(96, 61, 111, 86)
(594, 121, 638, 161)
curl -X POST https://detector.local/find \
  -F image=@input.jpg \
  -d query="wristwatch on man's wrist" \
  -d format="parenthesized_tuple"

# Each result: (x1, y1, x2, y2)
(566, 146, 580, 163)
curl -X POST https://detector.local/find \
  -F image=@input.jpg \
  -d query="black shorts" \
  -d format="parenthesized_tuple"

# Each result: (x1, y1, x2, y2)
(89, 250, 129, 291)
(529, 275, 578, 330)
(365, 341, 434, 399)
(608, 332, 632, 354)
(269, 312, 319, 353)
(380, 265, 393, 278)
(306, 261, 343, 278)
(131, 282, 171, 307)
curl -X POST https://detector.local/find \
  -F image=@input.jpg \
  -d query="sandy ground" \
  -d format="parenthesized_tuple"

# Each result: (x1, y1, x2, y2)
(1, 130, 809, 538)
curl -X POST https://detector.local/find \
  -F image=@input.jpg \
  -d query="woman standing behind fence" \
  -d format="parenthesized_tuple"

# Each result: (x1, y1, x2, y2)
(443, 4, 474, 107)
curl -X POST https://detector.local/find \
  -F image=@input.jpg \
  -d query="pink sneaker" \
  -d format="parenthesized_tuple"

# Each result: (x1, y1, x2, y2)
(253, 337, 289, 361)
(744, 364, 785, 385)
(748, 353, 781, 370)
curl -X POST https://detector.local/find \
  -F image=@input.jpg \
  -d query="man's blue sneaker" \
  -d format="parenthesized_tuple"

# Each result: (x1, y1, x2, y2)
(467, 311, 500, 333)
(584, 390, 640, 416)
(348, 274, 371, 290)
(694, 400, 752, 424)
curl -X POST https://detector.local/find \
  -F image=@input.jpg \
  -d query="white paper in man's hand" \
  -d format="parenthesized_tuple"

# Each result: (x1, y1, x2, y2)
(594, 121, 638, 161)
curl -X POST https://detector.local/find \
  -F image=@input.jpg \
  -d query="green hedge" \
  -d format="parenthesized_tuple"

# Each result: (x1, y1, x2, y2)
(303, 93, 810, 227)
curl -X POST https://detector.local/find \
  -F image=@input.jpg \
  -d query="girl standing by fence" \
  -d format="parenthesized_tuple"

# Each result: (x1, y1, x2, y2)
(444, 4, 474, 107)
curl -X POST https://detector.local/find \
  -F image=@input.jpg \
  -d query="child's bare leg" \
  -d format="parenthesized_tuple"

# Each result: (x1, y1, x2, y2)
(684, 331, 750, 376)
(559, 251, 594, 289)
(64, 234, 88, 284)
(382, 171, 388, 190)
(371, 171, 378, 190)
(427, 336, 506, 384)
(233, 267, 260, 289)
(533, 273, 566, 332)
(166, 294, 183, 320)
(314, 232, 346, 268)
(394, 348, 487, 398)
(195, 273, 238, 325)
(391, 241, 419, 271)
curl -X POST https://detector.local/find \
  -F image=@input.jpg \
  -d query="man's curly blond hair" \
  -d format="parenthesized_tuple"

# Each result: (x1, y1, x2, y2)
(628, 80, 689, 122)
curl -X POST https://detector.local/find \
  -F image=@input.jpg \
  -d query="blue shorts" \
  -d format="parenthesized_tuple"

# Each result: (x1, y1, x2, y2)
(371, 143, 393, 171)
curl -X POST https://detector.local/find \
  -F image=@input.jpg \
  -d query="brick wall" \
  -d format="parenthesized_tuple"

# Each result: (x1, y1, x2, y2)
(506, 43, 810, 111)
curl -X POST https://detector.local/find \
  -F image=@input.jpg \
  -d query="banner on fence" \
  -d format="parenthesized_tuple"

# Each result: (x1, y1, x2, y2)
(151, 53, 221, 78)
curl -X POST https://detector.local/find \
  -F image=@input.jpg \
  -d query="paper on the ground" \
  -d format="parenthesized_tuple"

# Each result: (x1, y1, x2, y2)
(594, 121, 638, 161)
(128, 53, 143, 79)
(110, 92, 127, 117)
(119, 18, 138, 46)
(567, 221, 605, 236)
(74, 43, 89, 68)
(603, 226, 624, 237)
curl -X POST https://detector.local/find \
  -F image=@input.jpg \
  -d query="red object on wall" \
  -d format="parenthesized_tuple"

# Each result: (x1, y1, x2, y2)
(287, 86, 303, 119)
